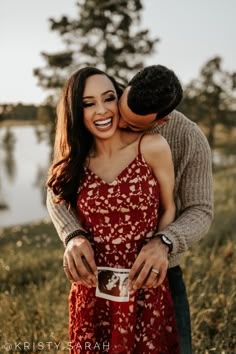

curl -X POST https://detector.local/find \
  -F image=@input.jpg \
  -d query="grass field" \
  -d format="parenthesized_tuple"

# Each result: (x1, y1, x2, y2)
(0, 166, 235, 353)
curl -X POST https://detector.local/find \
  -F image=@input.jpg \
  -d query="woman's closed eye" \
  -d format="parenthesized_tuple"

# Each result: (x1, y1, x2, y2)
(82, 102, 94, 108)
(105, 95, 116, 102)
(83, 95, 116, 108)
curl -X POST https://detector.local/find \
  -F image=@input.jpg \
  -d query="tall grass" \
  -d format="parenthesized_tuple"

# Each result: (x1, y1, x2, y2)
(0, 223, 69, 353)
(0, 167, 235, 353)
(183, 166, 236, 352)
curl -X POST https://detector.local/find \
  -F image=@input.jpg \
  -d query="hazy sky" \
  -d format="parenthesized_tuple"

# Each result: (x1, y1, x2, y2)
(0, 0, 235, 104)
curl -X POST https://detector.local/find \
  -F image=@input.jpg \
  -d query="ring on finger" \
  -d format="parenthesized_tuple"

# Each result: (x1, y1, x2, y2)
(151, 268, 159, 275)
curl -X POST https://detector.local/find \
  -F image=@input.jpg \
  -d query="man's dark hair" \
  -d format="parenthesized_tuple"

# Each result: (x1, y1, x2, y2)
(127, 65, 183, 119)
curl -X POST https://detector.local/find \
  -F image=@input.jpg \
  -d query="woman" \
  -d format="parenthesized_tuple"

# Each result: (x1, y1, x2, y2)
(48, 67, 179, 353)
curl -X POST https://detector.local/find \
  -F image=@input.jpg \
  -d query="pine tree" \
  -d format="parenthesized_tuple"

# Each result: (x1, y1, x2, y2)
(34, 0, 158, 100)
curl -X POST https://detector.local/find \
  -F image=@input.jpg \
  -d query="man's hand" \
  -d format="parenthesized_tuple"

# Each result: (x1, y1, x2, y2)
(128, 238, 169, 290)
(63, 236, 97, 287)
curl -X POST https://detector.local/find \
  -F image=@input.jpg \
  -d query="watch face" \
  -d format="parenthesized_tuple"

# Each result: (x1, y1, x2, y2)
(162, 235, 172, 245)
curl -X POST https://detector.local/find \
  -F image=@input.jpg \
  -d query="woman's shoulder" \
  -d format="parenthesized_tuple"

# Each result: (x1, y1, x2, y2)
(141, 133, 170, 155)
(139, 133, 172, 168)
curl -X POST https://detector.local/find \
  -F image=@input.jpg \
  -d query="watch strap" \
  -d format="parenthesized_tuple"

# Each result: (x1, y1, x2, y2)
(64, 229, 89, 247)
(153, 233, 173, 253)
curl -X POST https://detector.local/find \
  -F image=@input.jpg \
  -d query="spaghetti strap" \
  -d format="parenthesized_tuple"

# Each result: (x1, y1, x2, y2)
(138, 134, 146, 155)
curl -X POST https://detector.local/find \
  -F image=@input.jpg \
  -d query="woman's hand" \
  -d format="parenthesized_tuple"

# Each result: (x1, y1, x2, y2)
(63, 236, 97, 287)
(128, 238, 169, 291)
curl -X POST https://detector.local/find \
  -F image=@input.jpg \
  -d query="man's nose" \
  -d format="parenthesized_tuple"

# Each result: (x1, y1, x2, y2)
(118, 116, 128, 128)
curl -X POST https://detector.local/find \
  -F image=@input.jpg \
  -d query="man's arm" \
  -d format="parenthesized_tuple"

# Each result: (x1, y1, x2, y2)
(46, 188, 84, 244)
(155, 125, 214, 256)
(47, 189, 97, 286)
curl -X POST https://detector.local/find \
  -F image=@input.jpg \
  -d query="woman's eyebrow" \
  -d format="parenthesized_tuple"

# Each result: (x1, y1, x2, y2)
(83, 90, 115, 99)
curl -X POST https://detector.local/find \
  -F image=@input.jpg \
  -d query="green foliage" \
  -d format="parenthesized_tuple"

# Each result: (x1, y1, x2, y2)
(0, 103, 55, 125)
(34, 0, 158, 100)
(0, 104, 38, 121)
(36, 104, 55, 124)
(180, 56, 236, 149)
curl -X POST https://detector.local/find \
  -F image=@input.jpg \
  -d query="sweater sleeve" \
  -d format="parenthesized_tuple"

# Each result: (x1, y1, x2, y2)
(156, 126, 214, 255)
(46, 188, 83, 243)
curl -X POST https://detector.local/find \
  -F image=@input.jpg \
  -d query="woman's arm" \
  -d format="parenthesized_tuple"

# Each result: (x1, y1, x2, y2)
(128, 134, 175, 290)
(144, 134, 176, 231)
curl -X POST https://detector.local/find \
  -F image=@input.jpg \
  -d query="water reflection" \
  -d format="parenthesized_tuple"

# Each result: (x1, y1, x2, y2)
(0, 125, 51, 227)
(0, 178, 8, 210)
(1, 128, 17, 182)
(0, 128, 17, 211)
(34, 165, 49, 206)
(35, 124, 54, 161)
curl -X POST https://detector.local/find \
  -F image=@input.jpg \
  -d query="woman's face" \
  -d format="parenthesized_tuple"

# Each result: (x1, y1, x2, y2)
(82, 74, 119, 139)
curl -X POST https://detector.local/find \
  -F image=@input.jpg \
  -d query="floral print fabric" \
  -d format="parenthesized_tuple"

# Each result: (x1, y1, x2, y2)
(69, 151, 179, 353)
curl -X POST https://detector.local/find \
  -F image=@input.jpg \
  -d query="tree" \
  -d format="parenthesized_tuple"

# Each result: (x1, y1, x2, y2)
(34, 0, 158, 102)
(180, 56, 236, 149)
(0, 104, 38, 121)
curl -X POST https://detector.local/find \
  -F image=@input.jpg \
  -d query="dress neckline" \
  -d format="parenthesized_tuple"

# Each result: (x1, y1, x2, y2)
(85, 152, 144, 186)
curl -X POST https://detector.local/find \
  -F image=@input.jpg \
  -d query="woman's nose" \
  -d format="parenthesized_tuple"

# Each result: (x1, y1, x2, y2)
(96, 102, 107, 114)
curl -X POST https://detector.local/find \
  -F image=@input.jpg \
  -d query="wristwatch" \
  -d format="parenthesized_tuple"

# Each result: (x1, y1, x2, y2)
(156, 234, 173, 253)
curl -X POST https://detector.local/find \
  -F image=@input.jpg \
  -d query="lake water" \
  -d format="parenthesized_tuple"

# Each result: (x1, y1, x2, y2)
(0, 124, 235, 228)
(0, 125, 51, 228)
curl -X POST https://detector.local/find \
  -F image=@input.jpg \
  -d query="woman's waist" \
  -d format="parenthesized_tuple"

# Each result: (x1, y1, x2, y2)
(87, 227, 155, 245)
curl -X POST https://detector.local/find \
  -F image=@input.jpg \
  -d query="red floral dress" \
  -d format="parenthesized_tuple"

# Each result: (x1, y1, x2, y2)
(69, 145, 179, 353)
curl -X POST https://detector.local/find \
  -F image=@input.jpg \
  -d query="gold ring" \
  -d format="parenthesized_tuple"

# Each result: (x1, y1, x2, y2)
(151, 268, 159, 275)
(63, 265, 68, 268)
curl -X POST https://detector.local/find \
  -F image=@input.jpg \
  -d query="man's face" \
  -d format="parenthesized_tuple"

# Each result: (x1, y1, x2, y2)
(118, 86, 157, 132)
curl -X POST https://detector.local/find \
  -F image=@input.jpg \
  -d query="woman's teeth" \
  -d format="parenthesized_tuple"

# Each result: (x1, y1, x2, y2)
(94, 118, 112, 127)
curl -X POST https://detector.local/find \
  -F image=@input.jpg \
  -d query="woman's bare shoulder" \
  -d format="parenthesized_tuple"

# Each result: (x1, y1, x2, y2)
(141, 133, 170, 156)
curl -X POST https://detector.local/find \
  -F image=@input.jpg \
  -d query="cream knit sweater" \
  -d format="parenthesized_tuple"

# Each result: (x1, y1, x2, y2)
(47, 110, 214, 268)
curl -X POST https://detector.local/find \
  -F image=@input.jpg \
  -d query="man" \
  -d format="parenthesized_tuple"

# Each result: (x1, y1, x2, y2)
(47, 65, 214, 353)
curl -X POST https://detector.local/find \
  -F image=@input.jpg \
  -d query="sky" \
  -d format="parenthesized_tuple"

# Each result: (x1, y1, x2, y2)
(0, 0, 235, 104)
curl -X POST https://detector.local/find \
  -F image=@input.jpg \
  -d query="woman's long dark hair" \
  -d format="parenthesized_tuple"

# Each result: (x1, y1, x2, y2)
(47, 67, 123, 208)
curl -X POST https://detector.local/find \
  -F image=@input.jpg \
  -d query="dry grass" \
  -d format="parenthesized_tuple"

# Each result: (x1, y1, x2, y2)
(182, 241, 235, 353)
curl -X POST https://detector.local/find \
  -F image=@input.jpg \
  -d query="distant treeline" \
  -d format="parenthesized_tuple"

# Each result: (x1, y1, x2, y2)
(0, 103, 55, 123)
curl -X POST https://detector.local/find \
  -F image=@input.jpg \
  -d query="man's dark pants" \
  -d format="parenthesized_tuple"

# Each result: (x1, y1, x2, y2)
(168, 266, 192, 354)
